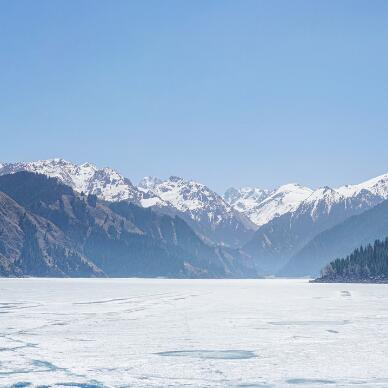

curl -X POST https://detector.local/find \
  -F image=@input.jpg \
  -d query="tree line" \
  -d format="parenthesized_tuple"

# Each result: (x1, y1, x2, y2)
(319, 237, 388, 282)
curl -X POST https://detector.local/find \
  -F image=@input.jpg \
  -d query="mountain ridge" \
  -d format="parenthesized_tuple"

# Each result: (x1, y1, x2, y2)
(282, 198, 388, 276)
(0, 160, 256, 248)
(0, 171, 258, 278)
(3, 159, 388, 277)
(138, 175, 256, 248)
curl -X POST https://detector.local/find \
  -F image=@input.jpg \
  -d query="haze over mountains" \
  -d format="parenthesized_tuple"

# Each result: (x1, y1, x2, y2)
(0, 171, 256, 278)
(1, 158, 388, 278)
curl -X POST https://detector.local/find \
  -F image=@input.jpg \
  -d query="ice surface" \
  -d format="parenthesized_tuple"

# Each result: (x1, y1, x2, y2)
(1, 278, 388, 387)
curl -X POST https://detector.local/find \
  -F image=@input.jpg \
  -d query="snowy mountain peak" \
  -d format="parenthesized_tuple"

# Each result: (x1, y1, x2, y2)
(225, 183, 313, 227)
(80, 162, 97, 170)
(274, 183, 305, 193)
(139, 175, 256, 246)
(0, 161, 254, 246)
(305, 186, 337, 201)
(290, 176, 388, 225)
(0, 159, 139, 202)
(169, 175, 184, 183)
(3, 158, 388, 249)
(300, 187, 343, 220)
(337, 173, 388, 199)
(224, 187, 270, 206)
(138, 176, 163, 191)
(144, 176, 227, 213)
(223, 187, 240, 203)
(300, 174, 388, 218)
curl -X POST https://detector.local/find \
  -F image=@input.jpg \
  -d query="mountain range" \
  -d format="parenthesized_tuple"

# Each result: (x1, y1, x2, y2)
(1, 158, 388, 277)
(0, 171, 256, 278)
(0, 160, 255, 249)
(284, 197, 388, 277)
(244, 184, 388, 274)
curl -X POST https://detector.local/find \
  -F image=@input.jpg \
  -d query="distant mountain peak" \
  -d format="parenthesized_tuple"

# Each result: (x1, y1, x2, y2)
(145, 175, 229, 213)
(336, 173, 388, 198)
(244, 173, 388, 275)
(0, 159, 139, 203)
(305, 186, 338, 201)
(0, 160, 255, 247)
(275, 183, 304, 192)
(169, 175, 184, 182)
(138, 176, 163, 191)
(137, 175, 256, 247)
(4, 158, 388, 256)
(80, 162, 97, 169)
(225, 183, 312, 227)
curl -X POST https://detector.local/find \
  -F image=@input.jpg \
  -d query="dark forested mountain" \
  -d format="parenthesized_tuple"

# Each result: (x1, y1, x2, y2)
(314, 238, 388, 283)
(281, 198, 388, 277)
(0, 172, 257, 278)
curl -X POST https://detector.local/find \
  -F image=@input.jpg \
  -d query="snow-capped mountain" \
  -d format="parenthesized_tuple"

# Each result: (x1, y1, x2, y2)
(282, 195, 388, 277)
(0, 171, 258, 278)
(224, 184, 313, 227)
(3, 158, 388, 269)
(244, 174, 388, 274)
(0, 160, 255, 247)
(296, 173, 388, 224)
(336, 172, 388, 200)
(0, 159, 142, 203)
(224, 187, 270, 216)
(140, 176, 230, 214)
(138, 176, 163, 191)
(138, 176, 256, 247)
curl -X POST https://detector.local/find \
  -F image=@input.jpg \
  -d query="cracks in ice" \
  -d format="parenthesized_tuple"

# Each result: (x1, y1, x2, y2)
(268, 320, 351, 326)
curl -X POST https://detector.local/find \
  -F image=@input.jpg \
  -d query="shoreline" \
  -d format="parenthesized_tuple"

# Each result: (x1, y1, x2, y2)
(311, 278, 388, 284)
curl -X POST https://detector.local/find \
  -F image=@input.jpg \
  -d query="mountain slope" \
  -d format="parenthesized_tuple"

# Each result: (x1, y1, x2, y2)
(0, 158, 142, 202)
(109, 201, 257, 277)
(244, 176, 388, 274)
(138, 176, 256, 248)
(225, 184, 313, 227)
(5, 158, 388, 277)
(224, 187, 271, 217)
(0, 160, 255, 248)
(0, 172, 257, 278)
(282, 198, 388, 277)
(0, 191, 102, 277)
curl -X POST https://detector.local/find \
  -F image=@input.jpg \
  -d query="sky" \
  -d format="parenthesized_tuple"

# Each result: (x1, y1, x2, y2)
(1, 1, 388, 193)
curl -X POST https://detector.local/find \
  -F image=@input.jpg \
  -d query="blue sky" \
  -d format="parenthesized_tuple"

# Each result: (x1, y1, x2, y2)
(1, 1, 388, 193)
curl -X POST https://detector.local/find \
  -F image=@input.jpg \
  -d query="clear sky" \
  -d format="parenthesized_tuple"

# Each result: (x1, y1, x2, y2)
(1, 1, 388, 193)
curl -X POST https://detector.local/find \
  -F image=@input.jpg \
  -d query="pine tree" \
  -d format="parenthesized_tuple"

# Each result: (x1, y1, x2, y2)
(318, 237, 388, 282)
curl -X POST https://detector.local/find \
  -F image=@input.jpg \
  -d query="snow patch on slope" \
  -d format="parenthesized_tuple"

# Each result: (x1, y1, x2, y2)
(337, 173, 388, 198)
(0, 159, 140, 202)
(141, 176, 235, 218)
(225, 183, 313, 226)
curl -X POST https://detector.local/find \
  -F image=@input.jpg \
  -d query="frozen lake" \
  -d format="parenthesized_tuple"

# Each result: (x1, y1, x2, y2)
(1, 278, 388, 387)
